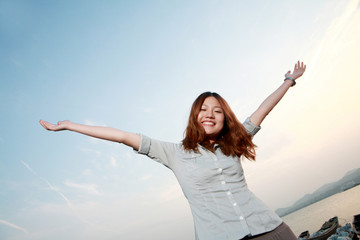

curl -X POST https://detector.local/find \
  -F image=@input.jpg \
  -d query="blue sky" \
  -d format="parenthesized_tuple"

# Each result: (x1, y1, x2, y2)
(1, 0, 360, 239)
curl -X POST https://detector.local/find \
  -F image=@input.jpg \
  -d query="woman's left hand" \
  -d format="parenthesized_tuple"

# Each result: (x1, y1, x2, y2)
(285, 61, 306, 80)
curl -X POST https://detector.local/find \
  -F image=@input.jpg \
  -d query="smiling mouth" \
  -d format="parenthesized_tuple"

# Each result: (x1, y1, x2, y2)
(202, 121, 215, 126)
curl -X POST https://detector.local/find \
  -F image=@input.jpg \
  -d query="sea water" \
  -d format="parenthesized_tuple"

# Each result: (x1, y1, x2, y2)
(282, 185, 360, 236)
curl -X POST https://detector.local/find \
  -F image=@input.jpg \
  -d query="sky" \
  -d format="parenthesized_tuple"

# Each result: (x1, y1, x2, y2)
(0, 0, 360, 239)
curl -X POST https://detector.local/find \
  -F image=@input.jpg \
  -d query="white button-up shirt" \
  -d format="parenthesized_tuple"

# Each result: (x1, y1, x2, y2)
(135, 117, 282, 240)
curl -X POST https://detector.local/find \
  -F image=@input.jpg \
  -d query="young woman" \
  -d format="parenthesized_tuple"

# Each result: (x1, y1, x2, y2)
(40, 61, 306, 240)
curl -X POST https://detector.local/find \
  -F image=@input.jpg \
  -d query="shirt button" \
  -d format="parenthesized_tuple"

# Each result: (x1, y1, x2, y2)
(227, 191, 231, 195)
(233, 203, 237, 206)
(221, 181, 226, 185)
(218, 168, 223, 173)
(239, 216, 244, 220)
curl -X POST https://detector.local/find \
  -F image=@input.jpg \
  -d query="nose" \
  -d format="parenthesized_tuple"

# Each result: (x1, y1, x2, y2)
(206, 110, 214, 118)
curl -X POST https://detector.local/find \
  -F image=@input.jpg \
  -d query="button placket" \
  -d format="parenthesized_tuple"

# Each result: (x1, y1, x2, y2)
(212, 151, 237, 207)
(197, 145, 252, 236)
(202, 148, 248, 226)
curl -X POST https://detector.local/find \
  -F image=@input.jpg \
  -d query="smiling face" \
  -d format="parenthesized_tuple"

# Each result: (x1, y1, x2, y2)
(197, 96, 225, 142)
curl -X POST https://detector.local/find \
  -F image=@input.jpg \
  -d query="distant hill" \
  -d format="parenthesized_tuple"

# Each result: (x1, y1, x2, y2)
(276, 168, 360, 217)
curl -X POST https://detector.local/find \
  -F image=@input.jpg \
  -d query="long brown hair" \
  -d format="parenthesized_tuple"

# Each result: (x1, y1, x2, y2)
(182, 92, 256, 161)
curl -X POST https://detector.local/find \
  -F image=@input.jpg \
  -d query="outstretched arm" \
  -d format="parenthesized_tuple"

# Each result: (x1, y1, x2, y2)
(250, 61, 306, 126)
(39, 120, 141, 150)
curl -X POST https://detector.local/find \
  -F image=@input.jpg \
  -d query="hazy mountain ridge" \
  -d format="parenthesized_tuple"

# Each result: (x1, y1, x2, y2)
(276, 168, 360, 217)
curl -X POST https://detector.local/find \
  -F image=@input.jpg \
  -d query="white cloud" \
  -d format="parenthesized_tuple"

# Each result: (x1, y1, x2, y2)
(32, 187, 192, 239)
(64, 180, 100, 195)
(82, 169, 93, 176)
(139, 174, 152, 181)
(80, 148, 102, 156)
(0, 219, 28, 234)
(143, 107, 153, 113)
(20, 160, 104, 229)
(109, 156, 118, 167)
(159, 184, 183, 202)
(125, 152, 133, 160)
(244, 1, 360, 209)
(10, 57, 24, 68)
(307, 0, 359, 73)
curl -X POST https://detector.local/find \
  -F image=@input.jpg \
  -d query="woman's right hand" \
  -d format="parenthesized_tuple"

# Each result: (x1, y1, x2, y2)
(39, 120, 71, 131)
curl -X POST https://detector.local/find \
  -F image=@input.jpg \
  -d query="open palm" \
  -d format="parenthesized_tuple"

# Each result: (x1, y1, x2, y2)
(39, 120, 70, 131)
(285, 61, 306, 80)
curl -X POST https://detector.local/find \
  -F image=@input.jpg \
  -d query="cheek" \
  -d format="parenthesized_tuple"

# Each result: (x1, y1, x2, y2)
(197, 113, 201, 122)
(196, 114, 203, 126)
(219, 117, 225, 128)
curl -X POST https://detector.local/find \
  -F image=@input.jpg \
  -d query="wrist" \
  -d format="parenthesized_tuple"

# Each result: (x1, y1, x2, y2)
(284, 77, 296, 87)
(63, 120, 74, 131)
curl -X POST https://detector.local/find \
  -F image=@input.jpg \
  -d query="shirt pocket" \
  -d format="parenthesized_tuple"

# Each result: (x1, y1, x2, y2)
(179, 152, 201, 172)
(218, 155, 243, 174)
(179, 152, 222, 186)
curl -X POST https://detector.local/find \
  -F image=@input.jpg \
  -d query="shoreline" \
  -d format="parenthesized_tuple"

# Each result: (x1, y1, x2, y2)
(282, 185, 360, 236)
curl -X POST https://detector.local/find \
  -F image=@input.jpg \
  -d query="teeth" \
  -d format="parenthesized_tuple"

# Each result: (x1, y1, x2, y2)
(203, 121, 215, 126)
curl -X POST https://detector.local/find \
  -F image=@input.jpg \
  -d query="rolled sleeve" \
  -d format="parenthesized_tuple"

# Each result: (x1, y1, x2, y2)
(243, 117, 261, 136)
(133, 134, 176, 169)
(136, 134, 151, 155)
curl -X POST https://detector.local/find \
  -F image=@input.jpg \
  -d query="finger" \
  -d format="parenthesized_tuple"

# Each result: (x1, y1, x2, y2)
(298, 61, 303, 70)
(40, 120, 57, 131)
(39, 120, 49, 130)
(40, 120, 50, 130)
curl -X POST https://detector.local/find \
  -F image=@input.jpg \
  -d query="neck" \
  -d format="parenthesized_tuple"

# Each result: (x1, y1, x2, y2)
(200, 138, 216, 152)
(204, 134, 217, 144)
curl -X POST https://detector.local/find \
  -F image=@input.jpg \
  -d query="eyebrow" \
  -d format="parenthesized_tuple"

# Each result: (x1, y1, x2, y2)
(202, 104, 222, 109)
